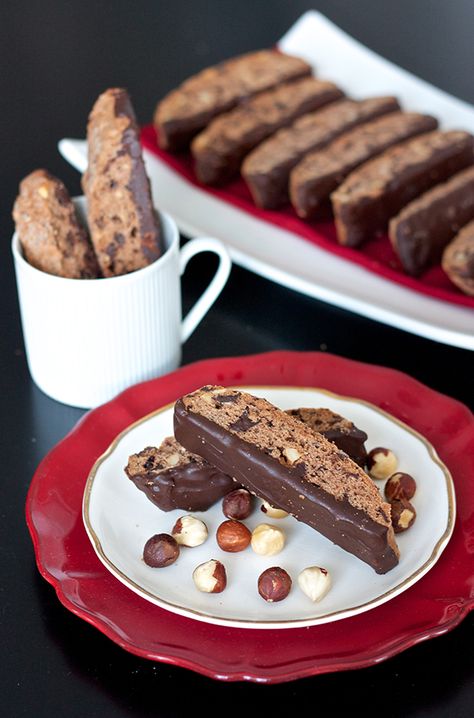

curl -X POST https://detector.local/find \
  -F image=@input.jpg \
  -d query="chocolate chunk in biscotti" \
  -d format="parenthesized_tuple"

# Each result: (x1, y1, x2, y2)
(242, 96, 400, 209)
(442, 220, 474, 295)
(174, 386, 399, 574)
(82, 88, 162, 277)
(125, 437, 239, 512)
(389, 165, 474, 276)
(154, 50, 312, 152)
(12, 169, 100, 279)
(289, 112, 438, 219)
(286, 407, 368, 467)
(332, 130, 474, 248)
(191, 77, 344, 186)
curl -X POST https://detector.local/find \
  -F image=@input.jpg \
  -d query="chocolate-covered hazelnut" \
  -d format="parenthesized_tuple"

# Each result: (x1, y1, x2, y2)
(143, 533, 179, 567)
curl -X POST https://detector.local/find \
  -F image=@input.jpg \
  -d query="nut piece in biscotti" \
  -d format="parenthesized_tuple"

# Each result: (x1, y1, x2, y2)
(286, 407, 368, 467)
(154, 50, 312, 152)
(332, 130, 474, 248)
(289, 112, 438, 219)
(173, 386, 400, 574)
(442, 219, 474, 295)
(125, 437, 238, 512)
(389, 165, 474, 276)
(191, 77, 344, 185)
(242, 96, 400, 209)
(82, 88, 162, 277)
(12, 169, 100, 279)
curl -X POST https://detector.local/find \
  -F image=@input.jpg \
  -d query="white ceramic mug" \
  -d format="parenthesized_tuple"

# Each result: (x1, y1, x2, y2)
(12, 197, 231, 408)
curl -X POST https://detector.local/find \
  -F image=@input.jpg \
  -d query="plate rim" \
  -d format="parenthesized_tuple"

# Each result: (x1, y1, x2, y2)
(82, 384, 456, 630)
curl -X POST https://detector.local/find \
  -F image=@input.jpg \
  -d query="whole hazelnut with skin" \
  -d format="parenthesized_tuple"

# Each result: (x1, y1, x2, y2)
(143, 533, 179, 568)
(251, 523, 286, 556)
(222, 488, 253, 520)
(258, 567, 292, 602)
(192, 559, 227, 593)
(172, 515, 208, 547)
(297, 566, 331, 602)
(366, 447, 398, 480)
(384, 472, 417, 501)
(261, 500, 289, 519)
(216, 519, 251, 552)
(390, 498, 417, 533)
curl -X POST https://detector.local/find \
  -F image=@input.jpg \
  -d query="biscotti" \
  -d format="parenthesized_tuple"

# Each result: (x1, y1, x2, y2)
(82, 88, 162, 277)
(191, 77, 344, 185)
(125, 437, 238, 512)
(442, 220, 474, 295)
(287, 407, 368, 467)
(389, 166, 474, 275)
(332, 130, 474, 247)
(290, 112, 438, 219)
(174, 386, 400, 574)
(154, 50, 312, 151)
(242, 96, 400, 209)
(13, 169, 100, 279)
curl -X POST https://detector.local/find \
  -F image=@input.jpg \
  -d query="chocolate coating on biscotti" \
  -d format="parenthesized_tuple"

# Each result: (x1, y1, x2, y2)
(82, 88, 161, 277)
(442, 220, 474, 295)
(287, 407, 367, 467)
(13, 169, 100, 278)
(125, 437, 238, 512)
(332, 130, 474, 247)
(290, 112, 438, 219)
(389, 165, 474, 275)
(242, 96, 400, 209)
(174, 386, 399, 574)
(154, 50, 312, 151)
(192, 77, 344, 185)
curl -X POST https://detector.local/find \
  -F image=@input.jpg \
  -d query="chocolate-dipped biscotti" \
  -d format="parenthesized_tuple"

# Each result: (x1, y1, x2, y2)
(154, 50, 312, 152)
(287, 407, 367, 467)
(174, 386, 400, 574)
(442, 220, 474, 295)
(242, 96, 400, 209)
(389, 165, 474, 275)
(125, 437, 238, 512)
(13, 169, 100, 279)
(289, 112, 438, 219)
(191, 77, 344, 185)
(82, 88, 162, 277)
(332, 130, 474, 247)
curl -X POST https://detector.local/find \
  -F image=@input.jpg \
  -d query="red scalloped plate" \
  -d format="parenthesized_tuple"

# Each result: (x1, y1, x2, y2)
(26, 351, 474, 683)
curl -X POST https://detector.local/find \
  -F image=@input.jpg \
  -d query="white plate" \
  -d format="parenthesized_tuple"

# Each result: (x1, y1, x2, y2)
(83, 386, 455, 630)
(58, 11, 474, 351)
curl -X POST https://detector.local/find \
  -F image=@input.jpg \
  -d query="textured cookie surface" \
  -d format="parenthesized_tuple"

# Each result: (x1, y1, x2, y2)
(174, 386, 399, 574)
(442, 220, 474, 295)
(13, 169, 99, 279)
(83, 88, 161, 277)
(154, 49, 312, 151)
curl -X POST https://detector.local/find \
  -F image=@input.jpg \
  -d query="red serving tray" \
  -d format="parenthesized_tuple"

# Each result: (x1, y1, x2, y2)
(26, 351, 474, 683)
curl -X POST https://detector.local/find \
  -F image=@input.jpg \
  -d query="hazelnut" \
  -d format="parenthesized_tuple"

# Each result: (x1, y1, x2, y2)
(251, 523, 286, 556)
(192, 559, 227, 593)
(172, 515, 208, 547)
(384, 472, 417, 501)
(143, 533, 179, 568)
(222, 488, 253, 519)
(216, 519, 251, 552)
(258, 567, 292, 602)
(165, 452, 181, 467)
(390, 498, 416, 533)
(297, 566, 331, 602)
(261, 500, 289, 519)
(366, 447, 398, 480)
(283, 447, 301, 464)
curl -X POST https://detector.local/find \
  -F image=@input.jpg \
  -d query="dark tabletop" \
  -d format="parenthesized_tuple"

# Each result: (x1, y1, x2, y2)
(1, 0, 473, 715)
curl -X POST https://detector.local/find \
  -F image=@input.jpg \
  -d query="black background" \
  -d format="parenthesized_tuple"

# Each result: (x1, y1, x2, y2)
(1, 1, 473, 715)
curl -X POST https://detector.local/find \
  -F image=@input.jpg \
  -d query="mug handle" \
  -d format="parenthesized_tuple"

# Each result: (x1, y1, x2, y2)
(180, 238, 231, 343)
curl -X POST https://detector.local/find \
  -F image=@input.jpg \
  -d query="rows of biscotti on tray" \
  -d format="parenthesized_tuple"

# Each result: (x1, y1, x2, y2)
(13, 88, 161, 279)
(153, 49, 474, 295)
(126, 387, 419, 605)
